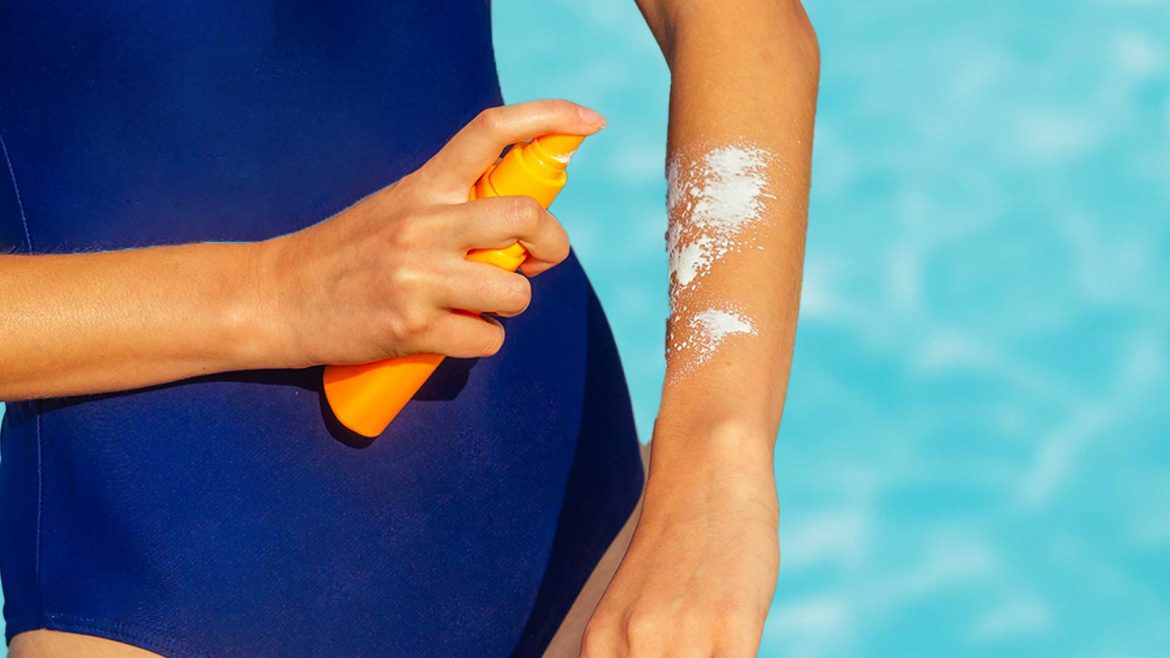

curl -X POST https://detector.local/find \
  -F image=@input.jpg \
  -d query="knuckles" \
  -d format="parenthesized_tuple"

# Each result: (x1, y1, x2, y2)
(580, 618, 622, 657)
(473, 106, 506, 136)
(503, 196, 545, 234)
(385, 208, 436, 251)
(381, 265, 437, 341)
(624, 610, 667, 646)
(389, 304, 434, 344)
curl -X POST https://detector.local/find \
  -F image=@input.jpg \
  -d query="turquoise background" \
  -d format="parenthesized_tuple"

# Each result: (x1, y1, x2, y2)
(4, 0, 1169, 655)
(493, 0, 1170, 656)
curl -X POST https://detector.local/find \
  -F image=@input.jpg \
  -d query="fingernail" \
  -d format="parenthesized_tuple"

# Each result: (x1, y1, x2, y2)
(577, 106, 607, 128)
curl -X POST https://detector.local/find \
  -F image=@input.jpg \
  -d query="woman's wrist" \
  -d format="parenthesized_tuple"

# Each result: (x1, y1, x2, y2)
(237, 236, 307, 371)
(191, 240, 278, 373)
(650, 410, 776, 470)
(644, 415, 779, 520)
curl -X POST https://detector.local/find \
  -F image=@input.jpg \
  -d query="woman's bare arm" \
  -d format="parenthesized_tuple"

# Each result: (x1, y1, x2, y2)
(583, 1, 818, 655)
(0, 100, 606, 401)
(0, 242, 270, 399)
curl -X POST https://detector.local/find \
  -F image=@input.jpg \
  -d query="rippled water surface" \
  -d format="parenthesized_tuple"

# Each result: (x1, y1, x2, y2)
(496, 0, 1170, 655)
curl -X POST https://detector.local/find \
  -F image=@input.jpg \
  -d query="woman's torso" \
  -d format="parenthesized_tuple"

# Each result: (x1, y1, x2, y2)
(0, 2, 644, 655)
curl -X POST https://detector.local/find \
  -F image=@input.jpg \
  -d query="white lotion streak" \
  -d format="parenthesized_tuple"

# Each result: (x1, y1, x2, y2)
(664, 143, 775, 382)
(670, 233, 712, 288)
(666, 145, 775, 302)
(687, 146, 772, 231)
(668, 306, 758, 381)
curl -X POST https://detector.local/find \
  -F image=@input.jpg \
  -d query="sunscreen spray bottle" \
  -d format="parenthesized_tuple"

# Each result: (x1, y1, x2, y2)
(323, 133, 587, 438)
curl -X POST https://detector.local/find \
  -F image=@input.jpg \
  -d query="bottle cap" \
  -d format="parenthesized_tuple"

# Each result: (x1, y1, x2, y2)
(532, 134, 586, 167)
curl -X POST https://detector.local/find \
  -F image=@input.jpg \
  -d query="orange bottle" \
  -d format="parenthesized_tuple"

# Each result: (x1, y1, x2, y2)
(322, 133, 587, 438)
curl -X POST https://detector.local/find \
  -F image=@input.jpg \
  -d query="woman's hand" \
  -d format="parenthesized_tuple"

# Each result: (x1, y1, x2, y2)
(0, 99, 603, 399)
(255, 99, 606, 368)
(582, 431, 780, 657)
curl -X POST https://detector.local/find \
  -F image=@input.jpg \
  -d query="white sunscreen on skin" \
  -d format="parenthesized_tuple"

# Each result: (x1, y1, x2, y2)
(664, 143, 775, 383)
(667, 306, 758, 380)
(666, 144, 774, 297)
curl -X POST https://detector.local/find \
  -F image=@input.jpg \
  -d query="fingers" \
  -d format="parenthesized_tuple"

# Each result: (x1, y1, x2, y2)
(440, 196, 571, 272)
(420, 312, 506, 359)
(437, 261, 533, 318)
(422, 99, 605, 194)
(374, 261, 525, 359)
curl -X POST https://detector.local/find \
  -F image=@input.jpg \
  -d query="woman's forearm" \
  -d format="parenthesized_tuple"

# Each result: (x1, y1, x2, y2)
(578, 5, 818, 653)
(0, 242, 272, 400)
(649, 0, 819, 465)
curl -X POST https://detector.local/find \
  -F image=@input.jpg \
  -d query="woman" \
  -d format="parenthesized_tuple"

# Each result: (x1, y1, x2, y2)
(0, 1, 818, 655)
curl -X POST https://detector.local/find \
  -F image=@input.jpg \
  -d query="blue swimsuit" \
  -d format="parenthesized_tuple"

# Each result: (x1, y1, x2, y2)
(0, 2, 644, 655)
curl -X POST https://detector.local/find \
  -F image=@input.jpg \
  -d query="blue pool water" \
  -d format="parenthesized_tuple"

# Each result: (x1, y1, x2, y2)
(3, 1, 1168, 655)
(494, 0, 1170, 656)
